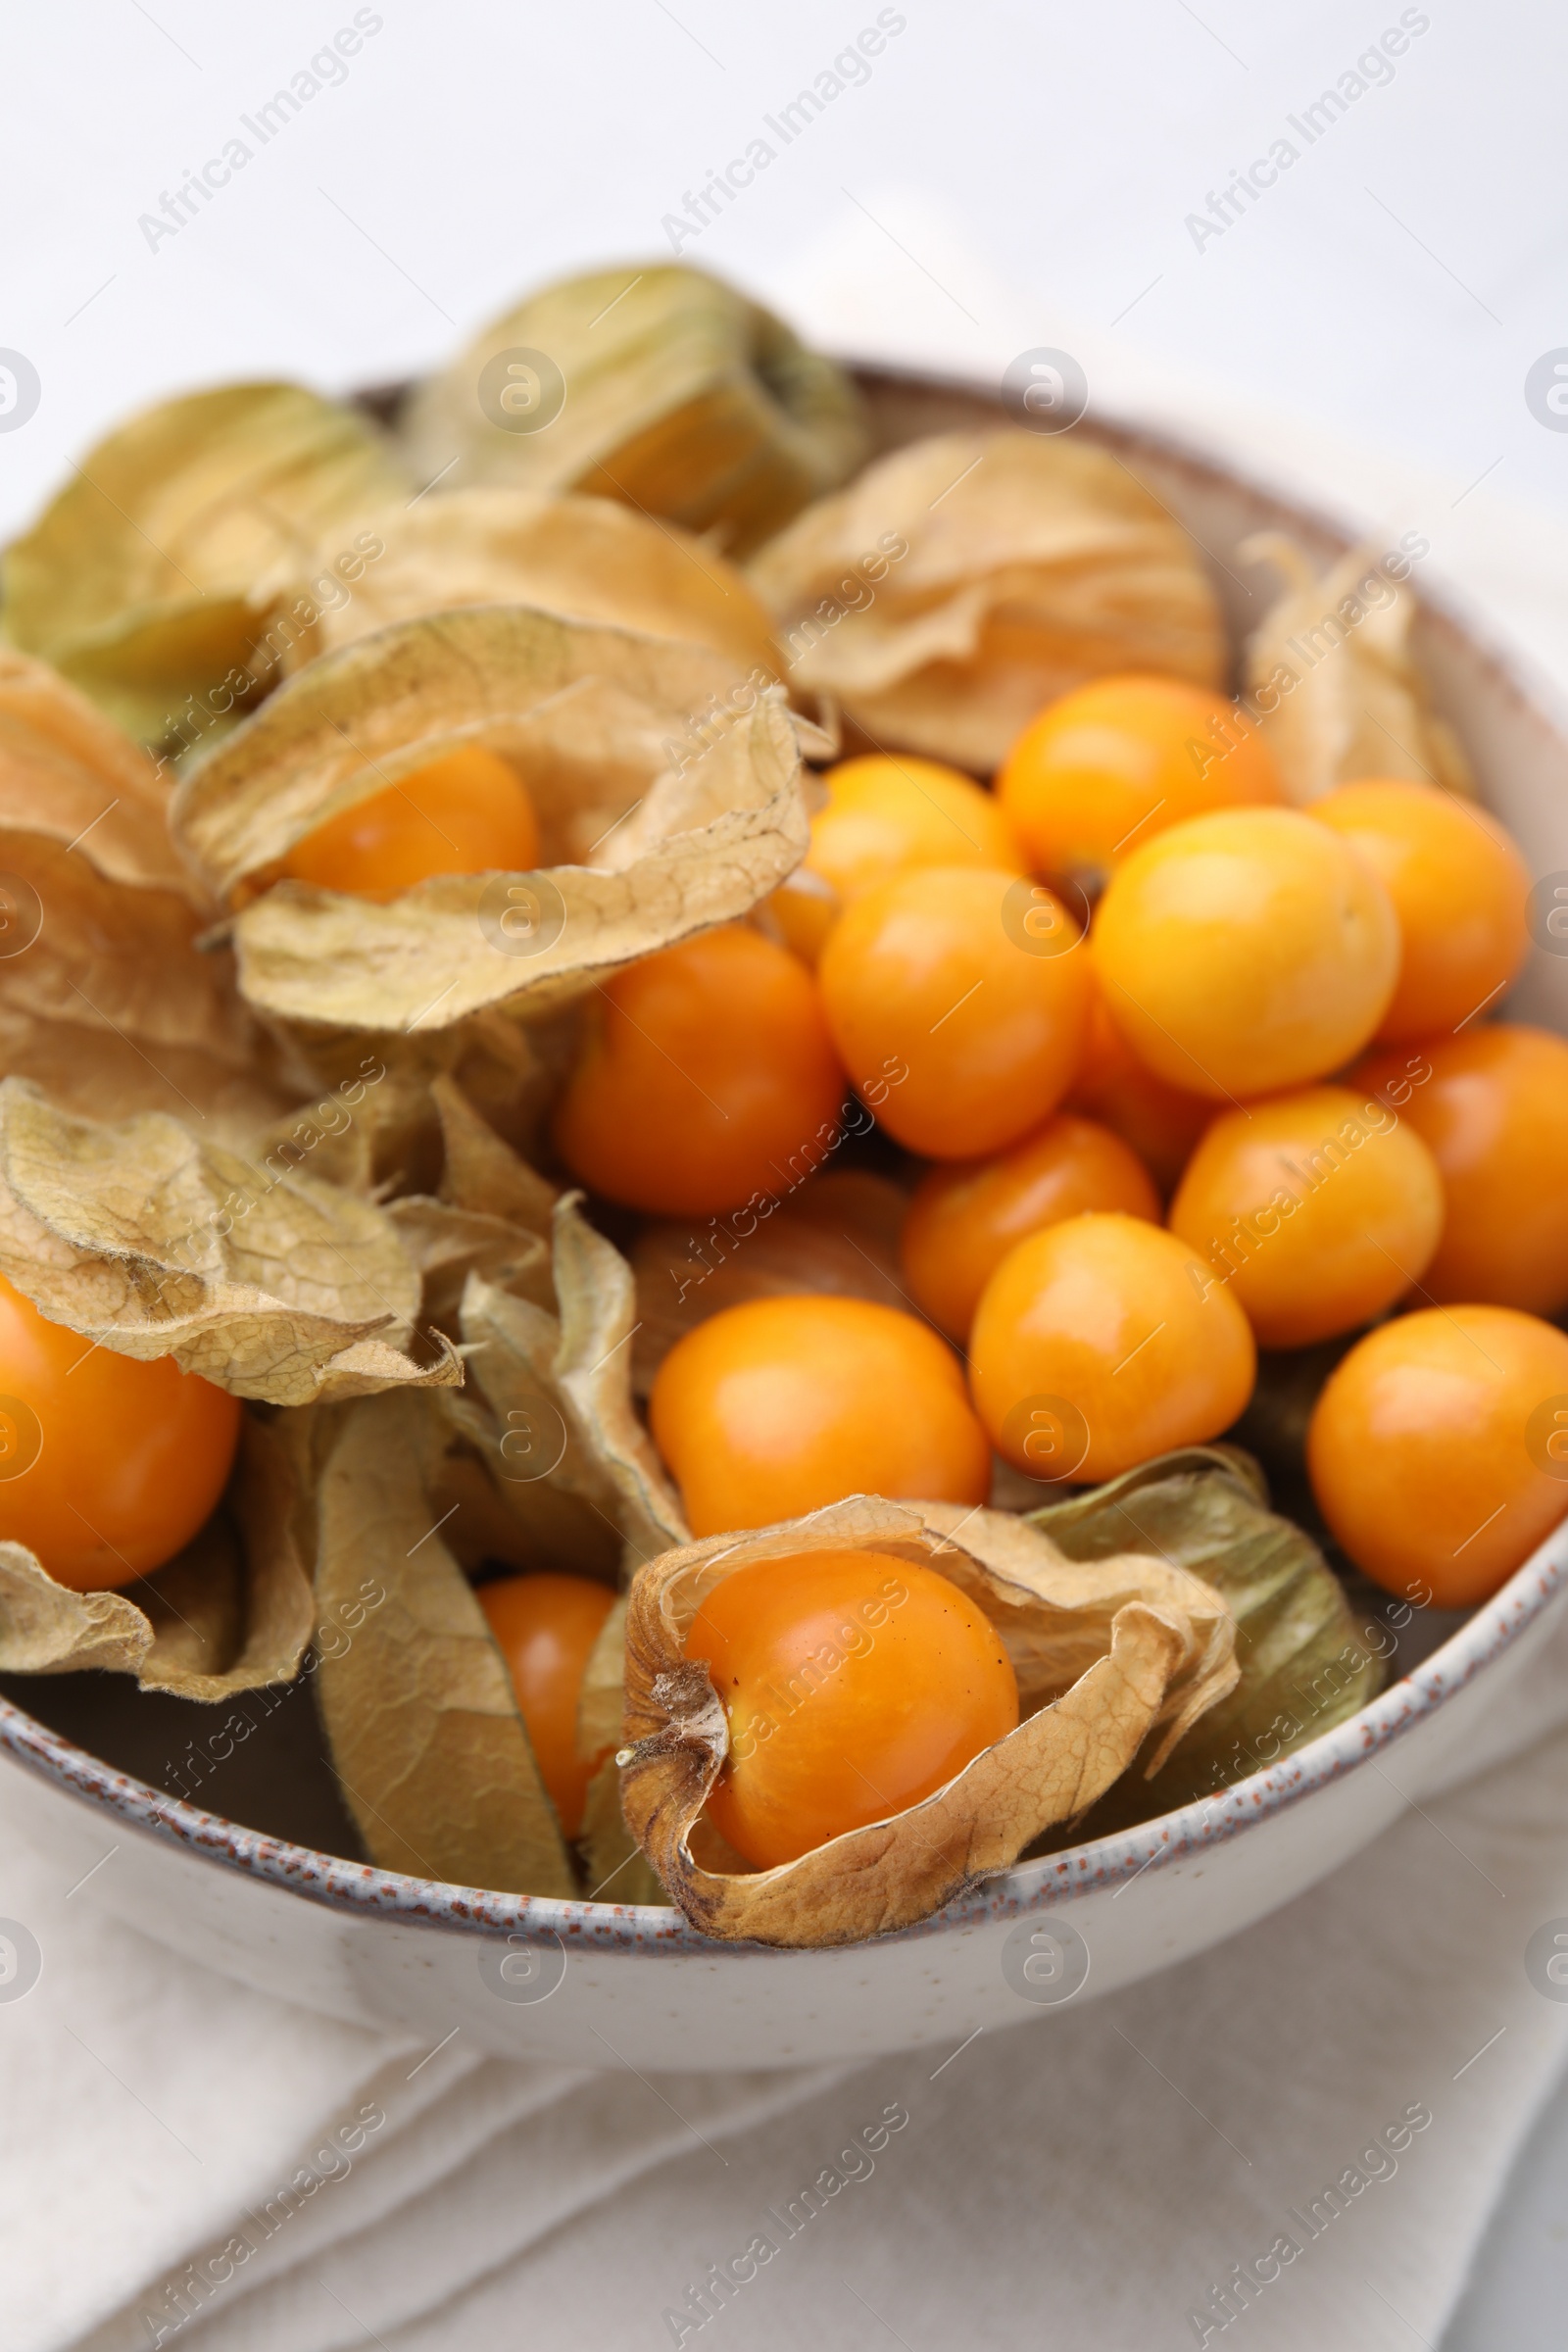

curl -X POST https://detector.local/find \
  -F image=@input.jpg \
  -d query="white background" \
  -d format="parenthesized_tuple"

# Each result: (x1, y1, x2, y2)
(4, 1, 1567, 547)
(3, 5, 1566, 2344)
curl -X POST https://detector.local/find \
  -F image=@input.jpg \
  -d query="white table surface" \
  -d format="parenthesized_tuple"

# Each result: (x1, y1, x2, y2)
(4, 5, 1567, 2342)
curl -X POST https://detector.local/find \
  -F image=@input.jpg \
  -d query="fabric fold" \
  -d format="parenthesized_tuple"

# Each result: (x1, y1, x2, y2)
(26, 1624, 1568, 2352)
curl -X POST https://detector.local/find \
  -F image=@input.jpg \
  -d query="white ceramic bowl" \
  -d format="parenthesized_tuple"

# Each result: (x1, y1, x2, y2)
(5, 366, 1568, 2073)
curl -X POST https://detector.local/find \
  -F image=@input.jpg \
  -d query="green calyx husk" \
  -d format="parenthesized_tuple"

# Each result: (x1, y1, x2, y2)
(311, 1133, 679, 1899)
(1026, 1445, 1385, 1833)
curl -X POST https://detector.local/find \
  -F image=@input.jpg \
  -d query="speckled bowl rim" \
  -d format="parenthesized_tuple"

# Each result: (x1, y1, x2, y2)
(4, 1521, 1566, 1954)
(2, 367, 1566, 1958)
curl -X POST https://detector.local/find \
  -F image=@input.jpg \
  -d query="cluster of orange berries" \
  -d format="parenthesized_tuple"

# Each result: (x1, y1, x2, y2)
(550, 674, 1568, 1636)
(7, 673, 1567, 1877)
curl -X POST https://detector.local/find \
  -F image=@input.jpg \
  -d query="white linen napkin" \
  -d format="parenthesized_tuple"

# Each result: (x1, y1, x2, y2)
(3, 1608, 1565, 2352)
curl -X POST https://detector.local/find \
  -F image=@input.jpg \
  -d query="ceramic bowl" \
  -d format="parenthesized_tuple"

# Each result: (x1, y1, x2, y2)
(4, 365, 1568, 2073)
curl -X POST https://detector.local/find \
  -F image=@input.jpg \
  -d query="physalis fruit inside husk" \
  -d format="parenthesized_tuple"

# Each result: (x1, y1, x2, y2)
(0, 251, 1438, 1952)
(617, 1493, 1241, 1947)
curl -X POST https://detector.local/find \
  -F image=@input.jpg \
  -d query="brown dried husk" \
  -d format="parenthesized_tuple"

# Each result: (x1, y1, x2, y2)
(313, 1389, 576, 1896)
(0, 1412, 313, 1695)
(619, 1496, 1237, 1946)
(1, 383, 408, 746)
(580, 1749, 666, 1908)
(748, 430, 1227, 771)
(0, 1078, 458, 1405)
(246, 1026, 484, 1198)
(169, 606, 814, 1035)
(432, 1071, 559, 1229)
(457, 1193, 688, 1577)
(0, 648, 195, 896)
(429, 1006, 577, 1179)
(389, 1195, 553, 1335)
(579, 1558, 668, 1904)
(0, 1011, 293, 1152)
(276, 488, 781, 680)
(384, 1076, 560, 1327)
(0, 654, 286, 1143)
(399, 263, 869, 557)
(1241, 536, 1473, 802)
(580, 1592, 632, 1758)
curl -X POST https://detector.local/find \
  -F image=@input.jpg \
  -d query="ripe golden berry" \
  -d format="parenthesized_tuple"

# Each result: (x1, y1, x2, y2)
(282, 744, 540, 901)
(0, 1274, 241, 1591)
(968, 1212, 1255, 1483)
(1354, 1026, 1568, 1316)
(479, 1573, 615, 1839)
(1092, 808, 1398, 1100)
(818, 863, 1090, 1157)
(902, 1113, 1159, 1343)
(553, 925, 846, 1216)
(649, 1295, 991, 1538)
(1307, 1306, 1568, 1606)
(1168, 1084, 1444, 1348)
(1311, 779, 1528, 1044)
(772, 754, 1023, 962)
(687, 1547, 1019, 1867)
(998, 672, 1282, 886)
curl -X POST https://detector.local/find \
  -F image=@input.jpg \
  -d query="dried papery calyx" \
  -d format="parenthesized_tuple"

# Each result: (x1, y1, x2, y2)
(432, 1071, 560, 1230)
(313, 1390, 578, 1896)
(0, 653, 287, 1144)
(619, 1494, 1236, 1946)
(1, 383, 408, 747)
(747, 429, 1227, 771)
(457, 1193, 688, 1578)
(0, 1413, 313, 1695)
(169, 606, 814, 1036)
(578, 1742, 667, 1907)
(377, 1062, 562, 1337)
(243, 1024, 520, 1202)
(388, 1196, 554, 1336)
(313, 1384, 659, 1899)
(0, 648, 195, 896)
(275, 488, 782, 680)
(399, 263, 869, 557)
(1241, 535, 1473, 803)
(0, 1078, 458, 1405)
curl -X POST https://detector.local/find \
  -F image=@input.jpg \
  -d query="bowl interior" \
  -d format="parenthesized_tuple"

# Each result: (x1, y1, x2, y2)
(6, 362, 1568, 1928)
